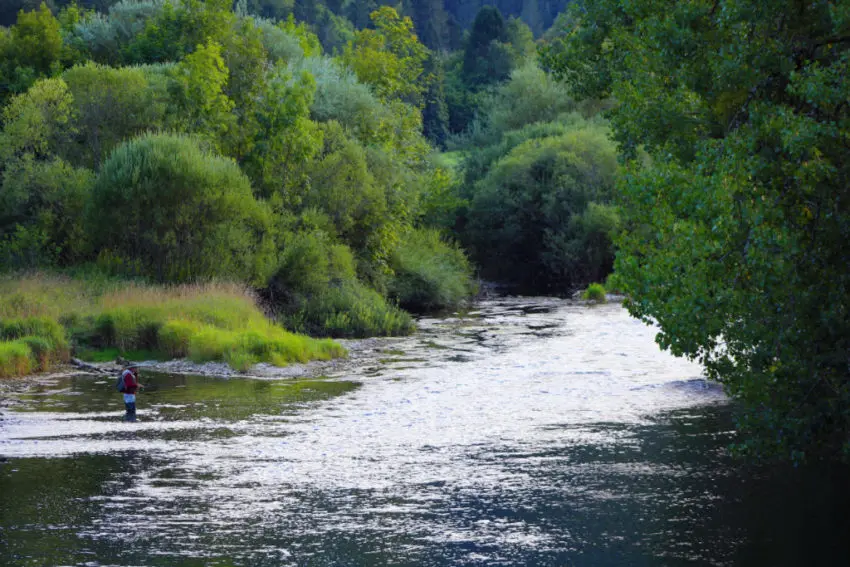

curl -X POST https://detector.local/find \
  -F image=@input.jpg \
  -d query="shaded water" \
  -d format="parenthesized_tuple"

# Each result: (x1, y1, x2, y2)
(1, 298, 849, 566)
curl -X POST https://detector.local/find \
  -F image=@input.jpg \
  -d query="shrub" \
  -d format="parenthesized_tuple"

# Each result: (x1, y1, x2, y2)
(284, 281, 414, 338)
(268, 230, 357, 301)
(582, 283, 607, 302)
(388, 229, 476, 312)
(88, 133, 276, 284)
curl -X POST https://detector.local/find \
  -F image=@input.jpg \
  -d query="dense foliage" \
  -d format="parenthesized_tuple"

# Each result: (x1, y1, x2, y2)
(444, 62, 620, 294)
(89, 133, 275, 284)
(545, 0, 850, 461)
(0, 0, 488, 356)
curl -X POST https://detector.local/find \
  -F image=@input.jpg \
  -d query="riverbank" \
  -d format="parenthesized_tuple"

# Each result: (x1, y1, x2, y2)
(69, 336, 390, 380)
(0, 274, 347, 379)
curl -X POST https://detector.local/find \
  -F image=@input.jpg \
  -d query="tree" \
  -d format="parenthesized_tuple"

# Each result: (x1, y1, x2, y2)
(341, 6, 430, 105)
(88, 133, 275, 284)
(242, 67, 322, 205)
(0, 3, 64, 106)
(0, 78, 91, 268)
(345, 0, 376, 30)
(548, 0, 850, 460)
(0, 158, 93, 268)
(304, 123, 388, 257)
(69, 0, 167, 66)
(462, 5, 513, 88)
(9, 2, 62, 74)
(408, 0, 450, 50)
(478, 61, 574, 139)
(216, 16, 268, 160)
(0, 77, 73, 162)
(123, 0, 234, 64)
(421, 55, 449, 147)
(62, 62, 172, 167)
(466, 125, 619, 292)
(505, 16, 536, 60)
(172, 40, 235, 146)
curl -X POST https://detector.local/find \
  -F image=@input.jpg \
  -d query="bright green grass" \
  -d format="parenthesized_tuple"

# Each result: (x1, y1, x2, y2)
(0, 274, 347, 377)
(0, 315, 70, 377)
(74, 347, 168, 363)
(0, 340, 33, 378)
(581, 283, 607, 302)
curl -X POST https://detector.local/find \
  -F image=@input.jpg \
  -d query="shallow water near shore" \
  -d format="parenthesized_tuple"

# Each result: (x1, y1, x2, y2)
(1, 298, 849, 566)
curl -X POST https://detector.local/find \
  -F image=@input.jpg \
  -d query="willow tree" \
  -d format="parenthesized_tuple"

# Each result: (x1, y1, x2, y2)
(88, 133, 275, 284)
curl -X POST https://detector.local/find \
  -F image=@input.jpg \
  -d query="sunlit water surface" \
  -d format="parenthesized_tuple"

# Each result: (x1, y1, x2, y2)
(1, 298, 848, 566)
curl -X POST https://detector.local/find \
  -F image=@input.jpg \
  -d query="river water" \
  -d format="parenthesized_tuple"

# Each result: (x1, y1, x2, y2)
(1, 298, 848, 566)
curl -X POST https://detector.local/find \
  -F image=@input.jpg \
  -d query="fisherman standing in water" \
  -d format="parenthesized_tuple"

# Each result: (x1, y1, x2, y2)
(121, 364, 143, 422)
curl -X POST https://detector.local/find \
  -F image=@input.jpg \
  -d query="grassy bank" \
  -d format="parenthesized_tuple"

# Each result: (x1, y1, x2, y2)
(0, 274, 346, 377)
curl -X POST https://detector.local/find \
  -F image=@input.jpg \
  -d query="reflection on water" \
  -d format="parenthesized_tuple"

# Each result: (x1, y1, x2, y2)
(1, 299, 848, 566)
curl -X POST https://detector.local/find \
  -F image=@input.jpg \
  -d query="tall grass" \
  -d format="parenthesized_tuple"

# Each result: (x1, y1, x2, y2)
(0, 273, 346, 377)
(0, 341, 33, 378)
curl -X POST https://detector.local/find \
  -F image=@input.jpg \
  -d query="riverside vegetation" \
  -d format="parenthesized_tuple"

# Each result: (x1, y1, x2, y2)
(0, 1, 609, 377)
(0, 275, 344, 375)
(1, 0, 848, 463)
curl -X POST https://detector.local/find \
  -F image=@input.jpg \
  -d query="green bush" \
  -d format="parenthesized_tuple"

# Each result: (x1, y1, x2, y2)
(388, 229, 476, 312)
(284, 281, 414, 339)
(0, 315, 67, 346)
(581, 283, 607, 302)
(87, 133, 276, 285)
(268, 230, 357, 300)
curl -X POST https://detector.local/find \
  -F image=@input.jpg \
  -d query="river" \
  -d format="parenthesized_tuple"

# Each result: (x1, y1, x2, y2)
(1, 297, 849, 566)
